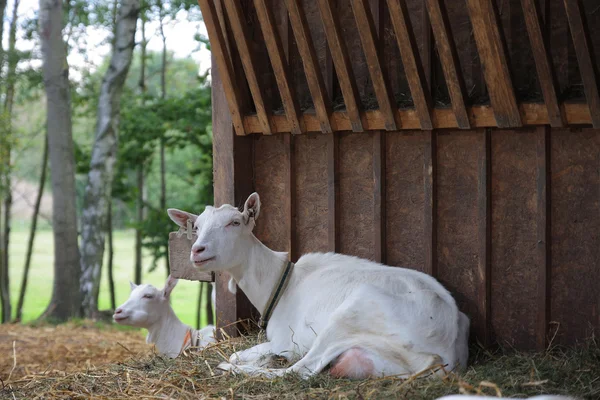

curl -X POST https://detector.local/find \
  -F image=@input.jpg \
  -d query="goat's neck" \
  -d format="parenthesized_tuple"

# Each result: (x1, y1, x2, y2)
(146, 307, 191, 358)
(228, 234, 289, 315)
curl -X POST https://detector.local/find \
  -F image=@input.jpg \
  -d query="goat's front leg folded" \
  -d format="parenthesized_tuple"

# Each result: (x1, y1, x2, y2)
(218, 341, 277, 371)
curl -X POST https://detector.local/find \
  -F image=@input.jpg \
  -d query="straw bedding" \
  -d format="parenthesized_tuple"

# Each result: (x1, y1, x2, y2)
(0, 321, 598, 399)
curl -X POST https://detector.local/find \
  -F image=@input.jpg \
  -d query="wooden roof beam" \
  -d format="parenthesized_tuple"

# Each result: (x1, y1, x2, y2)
(254, 0, 305, 135)
(424, 0, 470, 129)
(352, 0, 400, 131)
(563, 0, 600, 128)
(285, 0, 333, 133)
(316, 0, 364, 132)
(386, 0, 433, 130)
(197, 0, 246, 135)
(521, 0, 564, 127)
(466, 0, 522, 128)
(223, 0, 274, 135)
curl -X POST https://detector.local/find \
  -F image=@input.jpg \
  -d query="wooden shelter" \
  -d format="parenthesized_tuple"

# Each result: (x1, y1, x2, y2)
(170, 0, 600, 351)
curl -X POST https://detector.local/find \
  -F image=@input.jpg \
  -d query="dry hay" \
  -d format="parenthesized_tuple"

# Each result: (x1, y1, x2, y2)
(1, 322, 598, 400)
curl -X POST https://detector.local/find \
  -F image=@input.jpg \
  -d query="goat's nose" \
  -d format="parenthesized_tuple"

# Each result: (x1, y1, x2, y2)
(115, 308, 123, 314)
(192, 244, 206, 254)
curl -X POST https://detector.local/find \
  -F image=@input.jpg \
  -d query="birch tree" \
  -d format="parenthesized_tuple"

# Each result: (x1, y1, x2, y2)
(39, 0, 82, 321)
(80, 0, 141, 318)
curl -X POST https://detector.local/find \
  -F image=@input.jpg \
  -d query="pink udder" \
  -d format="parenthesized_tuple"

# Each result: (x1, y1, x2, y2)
(330, 347, 375, 379)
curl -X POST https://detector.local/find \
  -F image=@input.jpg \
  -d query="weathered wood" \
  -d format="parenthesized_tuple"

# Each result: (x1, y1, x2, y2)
(197, 0, 245, 135)
(490, 128, 545, 350)
(563, 0, 600, 128)
(423, 130, 436, 277)
(285, 0, 333, 133)
(536, 126, 550, 351)
(316, 0, 364, 131)
(465, 0, 522, 128)
(241, 103, 592, 133)
(373, 132, 386, 263)
(551, 128, 600, 345)
(386, 0, 432, 129)
(478, 129, 492, 347)
(352, 0, 399, 130)
(424, 0, 469, 129)
(327, 133, 339, 252)
(254, 0, 304, 135)
(222, 0, 273, 135)
(520, 0, 563, 127)
(168, 233, 215, 282)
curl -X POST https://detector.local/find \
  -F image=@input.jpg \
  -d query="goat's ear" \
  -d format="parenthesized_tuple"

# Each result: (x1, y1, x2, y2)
(167, 208, 198, 228)
(242, 192, 261, 225)
(163, 275, 179, 298)
(130, 281, 137, 291)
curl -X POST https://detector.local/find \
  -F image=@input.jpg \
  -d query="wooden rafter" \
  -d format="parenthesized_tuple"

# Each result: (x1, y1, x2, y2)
(466, 0, 522, 128)
(316, 0, 364, 132)
(242, 102, 592, 133)
(563, 0, 600, 128)
(197, 0, 245, 135)
(424, 0, 470, 129)
(285, 0, 333, 133)
(386, 0, 432, 130)
(521, 0, 563, 127)
(351, 0, 399, 131)
(223, 0, 274, 135)
(254, 0, 304, 135)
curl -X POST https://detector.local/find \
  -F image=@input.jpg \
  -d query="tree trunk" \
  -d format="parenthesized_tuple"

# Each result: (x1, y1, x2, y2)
(107, 200, 116, 310)
(79, 0, 140, 319)
(0, 0, 7, 76)
(39, 0, 82, 322)
(196, 281, 204, 329)
(134, 167, 143, 284)
(205, 282, 214, 325)
(134, 2, 147, 285)
(159, 11, 168, 276)
(0, 0, 20, 323)
(16, 131, 48, 322)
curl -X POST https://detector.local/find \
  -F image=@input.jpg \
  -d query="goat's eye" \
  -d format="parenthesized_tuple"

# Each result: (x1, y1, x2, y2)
(232, 220, 240, 226)
(143, 294, 154, 299)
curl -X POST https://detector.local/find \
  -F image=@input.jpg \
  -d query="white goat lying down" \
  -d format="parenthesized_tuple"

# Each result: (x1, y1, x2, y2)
(436, 396, 578, 400)
(167, 192, 470, 380)
(113, 276, 216, 358)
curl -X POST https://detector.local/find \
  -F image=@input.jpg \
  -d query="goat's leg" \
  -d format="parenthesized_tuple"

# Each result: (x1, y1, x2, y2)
(227, 342, 276, 366)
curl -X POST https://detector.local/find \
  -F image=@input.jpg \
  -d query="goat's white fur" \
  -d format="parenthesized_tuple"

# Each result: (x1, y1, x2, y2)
(167, 193, 470, 379)
(113, 276, 216, 358)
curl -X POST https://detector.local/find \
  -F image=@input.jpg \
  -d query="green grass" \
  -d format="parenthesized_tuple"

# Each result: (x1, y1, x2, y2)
(7, 222, 210, 327)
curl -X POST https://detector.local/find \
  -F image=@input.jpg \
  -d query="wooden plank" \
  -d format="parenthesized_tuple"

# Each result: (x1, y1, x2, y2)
(327, 133, 339, 252)
(490, 128, 545, 350)
(386, 0, 432, 129)
(168, 233, 215, 282)
(551, 128, 600, 345)
(478, 129, 491, 347)
(373, 132, 386, 263)
(385, 132, 427, 272)
(437, 130, 489, 346)
(339, 132, 375, 259)
(520, 0, 563, 127)
(295, 134, 331, 256)
(285, 134, 297, 261)
(197, 0, 245, 135)
(285, 0, 333, 133)
(536, 126, 550, 351)
(465, 0, 522, 128)
(424, 0, 470, 129)
(211, 41, 257, 337)
(254, 0, 304, 135)
(241, 103, 593, 133)
(316, 0, 364, 132)
(351, 0, 398, 130)
(222, 0, 273, 135)
(423, 130, 437, 277)
(563, 0, 600, 128)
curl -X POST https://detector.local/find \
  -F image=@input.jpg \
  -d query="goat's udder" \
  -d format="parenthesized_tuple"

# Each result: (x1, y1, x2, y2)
(329, 347, 375, 379)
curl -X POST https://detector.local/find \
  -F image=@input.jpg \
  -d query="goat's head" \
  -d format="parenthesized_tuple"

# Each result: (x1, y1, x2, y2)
(167, 192, 261, 272)
(113, 275, 179, 327)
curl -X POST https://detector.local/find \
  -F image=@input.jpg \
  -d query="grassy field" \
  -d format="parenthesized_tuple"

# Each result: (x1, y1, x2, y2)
(7, 222, 210, 327)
